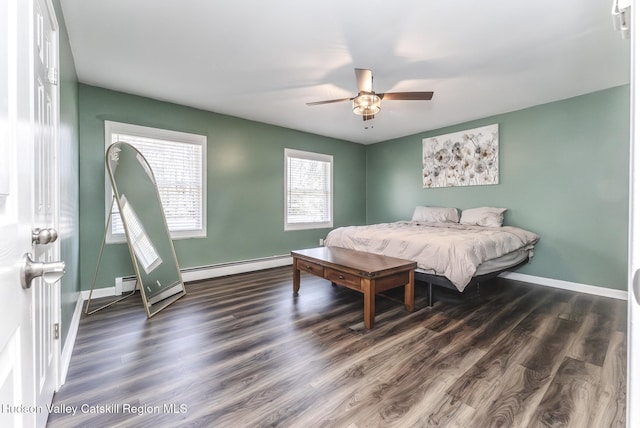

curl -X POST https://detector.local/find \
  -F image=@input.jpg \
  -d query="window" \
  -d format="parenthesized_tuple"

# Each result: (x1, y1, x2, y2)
(284, 148, 333, 230)
(105, 121, 206, 243)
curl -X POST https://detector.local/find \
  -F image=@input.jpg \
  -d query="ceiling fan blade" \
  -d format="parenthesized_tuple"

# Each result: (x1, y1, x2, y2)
(379, 91, 434, 101)
(355, 68, 373, 93)
(306, 97, 353, 106)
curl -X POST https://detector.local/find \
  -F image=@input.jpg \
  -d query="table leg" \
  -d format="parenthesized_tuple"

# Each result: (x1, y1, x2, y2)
(405, 270, 415, 312)
(292, 258, 300, 296)
(363, 278, 375, 329)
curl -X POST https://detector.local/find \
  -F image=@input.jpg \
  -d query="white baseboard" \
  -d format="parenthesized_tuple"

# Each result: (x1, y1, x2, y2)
(181, 254, 292, 282)
(81, 254, 294, 299)
(84, 255, 627, 302)
(499, 271, 628, 300)
(59, 292, 84, 386)
(80, 285, 118, 300)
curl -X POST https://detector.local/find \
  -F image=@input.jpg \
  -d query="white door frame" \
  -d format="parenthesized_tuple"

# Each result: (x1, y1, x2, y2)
(629, 3, 639, 428)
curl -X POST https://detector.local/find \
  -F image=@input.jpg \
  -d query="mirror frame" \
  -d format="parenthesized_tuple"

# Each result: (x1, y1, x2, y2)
(106, 142, 186, 317)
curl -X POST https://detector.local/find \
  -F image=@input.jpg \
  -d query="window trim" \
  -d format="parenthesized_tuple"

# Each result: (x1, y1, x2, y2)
(104, 120, 207, 244)
(284, 148, 333, 231)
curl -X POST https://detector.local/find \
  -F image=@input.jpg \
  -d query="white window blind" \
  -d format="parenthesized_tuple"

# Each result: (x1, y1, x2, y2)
(285, 148, 333, 230)
(105, 121, 206, 242)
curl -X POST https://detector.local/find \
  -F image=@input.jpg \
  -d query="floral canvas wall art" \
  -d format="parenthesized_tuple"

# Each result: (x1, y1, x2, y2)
(422, 124, 499, 188)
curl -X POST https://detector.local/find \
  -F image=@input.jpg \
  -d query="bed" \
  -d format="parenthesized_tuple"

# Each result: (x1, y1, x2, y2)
(324, 206, 539, 305)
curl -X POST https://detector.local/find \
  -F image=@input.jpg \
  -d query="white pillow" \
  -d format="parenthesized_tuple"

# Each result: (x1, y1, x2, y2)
(459, 207, 506, 227)
(411, 206, 459, 223)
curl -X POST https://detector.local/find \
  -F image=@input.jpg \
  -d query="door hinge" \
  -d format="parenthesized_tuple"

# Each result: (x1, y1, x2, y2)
(48, 67, 58, 85)
(54, 323, 59, 340)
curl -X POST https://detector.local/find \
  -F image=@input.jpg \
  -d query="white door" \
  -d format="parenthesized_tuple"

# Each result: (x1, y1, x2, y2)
(0, 0, 62, 427)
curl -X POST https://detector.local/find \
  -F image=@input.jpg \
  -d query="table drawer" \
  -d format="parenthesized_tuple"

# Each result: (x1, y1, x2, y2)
(297, 259, 324, 276)
(374, 271, 411, 292)
(325, 268, 361, 290)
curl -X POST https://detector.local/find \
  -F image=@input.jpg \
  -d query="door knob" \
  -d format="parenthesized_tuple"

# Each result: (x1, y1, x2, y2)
(32, 227, 58, 245)
(21, 253, 65, 289)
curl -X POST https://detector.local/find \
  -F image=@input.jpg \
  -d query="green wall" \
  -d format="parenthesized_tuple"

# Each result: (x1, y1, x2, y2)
(78, 85, 366, 290)
(53, 0, 80, 343)
(365, 86, 630, 290)
(78, 84, 629, 292)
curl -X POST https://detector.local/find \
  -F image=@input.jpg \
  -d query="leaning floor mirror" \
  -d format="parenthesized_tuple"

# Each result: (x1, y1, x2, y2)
(102, 141, 186, 317)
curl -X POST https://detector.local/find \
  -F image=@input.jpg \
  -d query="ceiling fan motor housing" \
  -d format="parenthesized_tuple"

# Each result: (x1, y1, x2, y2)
(352, 92, 381, 117)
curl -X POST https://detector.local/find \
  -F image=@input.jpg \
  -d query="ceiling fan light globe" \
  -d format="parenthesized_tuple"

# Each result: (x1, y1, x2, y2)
(352, 94, 381, 116)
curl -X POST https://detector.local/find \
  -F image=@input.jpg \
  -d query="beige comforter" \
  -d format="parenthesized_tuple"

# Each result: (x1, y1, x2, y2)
(324, 221, 539, 291)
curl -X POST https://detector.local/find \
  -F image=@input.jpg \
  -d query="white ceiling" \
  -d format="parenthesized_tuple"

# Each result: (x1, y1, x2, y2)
(59, 0, 630, 144)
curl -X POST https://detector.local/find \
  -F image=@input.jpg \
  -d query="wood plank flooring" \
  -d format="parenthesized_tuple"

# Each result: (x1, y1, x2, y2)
(47, 267, 627, 427)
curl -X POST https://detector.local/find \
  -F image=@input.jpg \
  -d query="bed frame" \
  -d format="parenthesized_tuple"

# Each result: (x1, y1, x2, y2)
(414, 258, 530, 306)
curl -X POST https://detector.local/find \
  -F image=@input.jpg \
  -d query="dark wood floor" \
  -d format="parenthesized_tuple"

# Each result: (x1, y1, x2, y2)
(47, 266, 627, 427)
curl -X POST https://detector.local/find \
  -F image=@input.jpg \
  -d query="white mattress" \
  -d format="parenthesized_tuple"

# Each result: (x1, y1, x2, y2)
(325, 221, 538, 291)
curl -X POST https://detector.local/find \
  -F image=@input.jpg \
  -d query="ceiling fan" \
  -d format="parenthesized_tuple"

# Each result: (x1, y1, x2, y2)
(306, 68, 434, 121)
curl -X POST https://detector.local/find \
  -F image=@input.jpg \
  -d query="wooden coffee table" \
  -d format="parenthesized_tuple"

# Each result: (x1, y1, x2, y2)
(291, 247, 417, 329)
